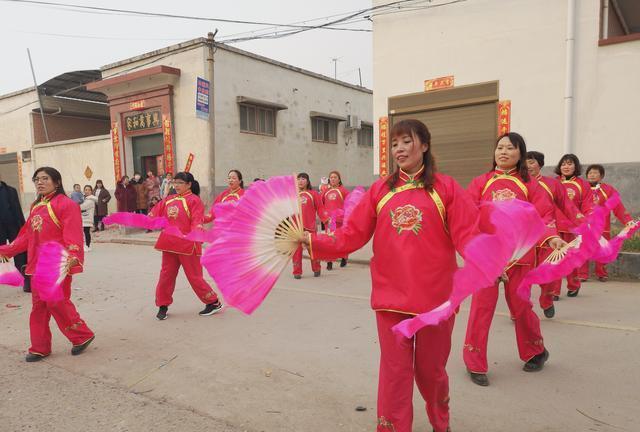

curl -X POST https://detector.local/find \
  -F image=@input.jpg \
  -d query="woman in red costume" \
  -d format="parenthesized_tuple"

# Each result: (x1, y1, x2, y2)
(149, 172, 222, 320)
(321, 170, 350, 270)
(463, 133, 563, 387)
(526, 151, 584, 318)
(579, 164, 633, 281)
(203, 169, 244, 224)
(0, 167, 94, 362)
(554, 154, 594, 296)
(293, 172, 325, 279)
(304, 119, 479, 432)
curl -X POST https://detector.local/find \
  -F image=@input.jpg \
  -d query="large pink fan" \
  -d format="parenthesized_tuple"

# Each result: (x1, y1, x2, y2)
(328, 186, 366, 231)
(32, 242, 69, 302)
(515, 204, 608, 302)
(393, 199, 545, 338)
(201, 175, 305, 314)
(593, 220, 639, 263)
(0, 260, 24, 287)
(103, 212, 169, 230)
(164, 201, 238, 243)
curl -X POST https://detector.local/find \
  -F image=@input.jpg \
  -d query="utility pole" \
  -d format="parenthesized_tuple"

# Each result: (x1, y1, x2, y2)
(331, 58, 339, 79)
(207, 31, 218, 200)
(358, 68, 362, 87)
(27, 48, 50, 143)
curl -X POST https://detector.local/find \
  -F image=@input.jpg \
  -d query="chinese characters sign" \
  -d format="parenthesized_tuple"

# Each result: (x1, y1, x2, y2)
(162, 116, 175, 175)
(424, 75, 454, 92)
(497, 100, 511, 136)
(184, 153, 194, 172)
(124, 109, 162, 133)
(379, 116, 389, 178)
(16, 153, 24, 193)
(111, 122, 122, 182)
(196, 77, 210, 120)
(129, 100, 145, 111)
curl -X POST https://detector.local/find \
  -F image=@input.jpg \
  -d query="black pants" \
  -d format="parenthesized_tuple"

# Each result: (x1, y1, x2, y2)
(0, 222, 27, 273)
(94, 214, 106, 231)
(83, 227, 91, 248)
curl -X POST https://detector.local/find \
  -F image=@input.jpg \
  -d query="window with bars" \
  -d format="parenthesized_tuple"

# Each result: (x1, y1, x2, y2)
(358, 125, 373, 147)
(240, 104, 276, 136)
(311, 118, 338, 144)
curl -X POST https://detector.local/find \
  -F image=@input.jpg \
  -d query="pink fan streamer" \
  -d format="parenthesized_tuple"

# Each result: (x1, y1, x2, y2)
(103, 212, 169, 230)
(515, 204, 608, 302)
(328, 186, 366, 231)
(393, 199, 545, 338)
(591, 193, 639, 263)
(0, 262, 24, 287)
(163, 202, 238, 243)
(202, 175, 298, 314)
(32, 242, 68, 302)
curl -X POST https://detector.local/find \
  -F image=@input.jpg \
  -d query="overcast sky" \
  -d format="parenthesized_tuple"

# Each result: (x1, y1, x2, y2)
(0, 0, 373, 95)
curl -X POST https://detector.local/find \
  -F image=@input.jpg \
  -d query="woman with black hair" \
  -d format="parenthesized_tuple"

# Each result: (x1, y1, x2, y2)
(303, 119, 480, 432)
(203, 169, 245, 223)
(148, 171, 222, 320)
(0, 167, 95, 362)
(554, 154, 594, 296)
(321, 170, 350, 270)
(293, 172, 325, 279)
(463, 132, 563, 387)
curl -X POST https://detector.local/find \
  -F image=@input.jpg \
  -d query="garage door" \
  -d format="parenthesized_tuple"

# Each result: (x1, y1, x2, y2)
(389, 81, 498, 187)
(0, 153, 19, 190)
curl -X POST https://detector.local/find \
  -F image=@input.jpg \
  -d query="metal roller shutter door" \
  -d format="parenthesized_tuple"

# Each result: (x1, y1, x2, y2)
(0, 153, 19, 190)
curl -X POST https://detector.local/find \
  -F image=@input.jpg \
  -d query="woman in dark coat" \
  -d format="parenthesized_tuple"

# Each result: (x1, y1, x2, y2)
(114, 176, 137, 212)
(93, 179, 112, 231)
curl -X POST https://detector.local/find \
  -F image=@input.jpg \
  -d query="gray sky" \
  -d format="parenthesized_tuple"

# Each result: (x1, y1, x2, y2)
(0, 0, 373, 95)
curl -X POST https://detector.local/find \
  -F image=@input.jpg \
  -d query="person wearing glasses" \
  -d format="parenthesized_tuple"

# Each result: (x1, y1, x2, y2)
(148, 171, 222, 320)
(0, 167, 95, 362)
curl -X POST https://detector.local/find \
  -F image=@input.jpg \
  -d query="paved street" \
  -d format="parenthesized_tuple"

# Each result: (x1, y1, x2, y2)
(1, 242, 639, 432)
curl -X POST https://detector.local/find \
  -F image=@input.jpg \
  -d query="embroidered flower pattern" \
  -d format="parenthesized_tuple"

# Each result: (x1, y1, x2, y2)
(390, 204, 423, 235)
(166, 205, 180, 219)
(491, 188, 517, 202)
(31, 215, 44, 232)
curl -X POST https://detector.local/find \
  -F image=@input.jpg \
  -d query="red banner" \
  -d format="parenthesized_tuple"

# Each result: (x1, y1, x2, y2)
(424, 75, 454, 92)
(111, 122, 122, 182)
(379, 117, 389, 178)
(16, 153, 24, 193)
(498, 100, 511, 136)
(162, 116, 175, 175)
(184, 153, 195, 172)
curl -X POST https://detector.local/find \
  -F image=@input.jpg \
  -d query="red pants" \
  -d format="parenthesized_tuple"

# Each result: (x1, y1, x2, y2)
(29, 276, 94, 356)
(463, 265, 545, 373)
(155, 252, 218, 307)
(578, 232, 610, 280)
(536, 247, 561, 310)
(561, 232, 581, 291)
(292, 245, 321, 276)
(376, 311, 454, 432)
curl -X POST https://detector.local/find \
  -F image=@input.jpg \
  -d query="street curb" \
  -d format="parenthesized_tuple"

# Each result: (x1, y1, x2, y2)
(608, 252, 640, 280)
(95, 238, 156, 246)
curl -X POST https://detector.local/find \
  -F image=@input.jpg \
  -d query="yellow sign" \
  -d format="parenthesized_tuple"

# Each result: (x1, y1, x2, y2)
(84, 166, 93, 180)
(424, 76, 454, 92)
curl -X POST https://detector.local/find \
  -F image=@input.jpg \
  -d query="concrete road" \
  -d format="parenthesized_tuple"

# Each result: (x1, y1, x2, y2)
(1, 243, 639, 432)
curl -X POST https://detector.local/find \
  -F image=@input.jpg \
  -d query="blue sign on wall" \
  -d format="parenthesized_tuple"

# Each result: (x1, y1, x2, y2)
(196, 77, 210, 120)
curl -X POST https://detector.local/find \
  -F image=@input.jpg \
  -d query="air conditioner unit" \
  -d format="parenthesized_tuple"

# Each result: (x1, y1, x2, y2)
(345, 115, 361, 130)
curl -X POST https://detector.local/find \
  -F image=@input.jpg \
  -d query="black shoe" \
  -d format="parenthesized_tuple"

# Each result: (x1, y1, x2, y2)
(567, 289, 580, 297)
(22, 275, 31, 293)
(543, 305, 555, 319)
(468, 371, 489, 386)
(523, 349, 549, 372)
(25, 352, 49, 362)
(199, 301, 223, 316)
(156, 306, 168, 320)
(294, 275, 302, 280)
(313, 271, 321, 277)
(552, 295, 560, 301)
(340, 258, 347, 267)
(71, 335, 95, 356)
(327, 262, 333, 271)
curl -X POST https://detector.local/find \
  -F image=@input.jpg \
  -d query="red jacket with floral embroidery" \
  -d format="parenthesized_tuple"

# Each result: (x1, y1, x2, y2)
(299, 189, 325, 232)
(557, 176, 594, 233)
(310, 170, 479, 315)
(321, 186, 349, 222)
(149, 192, 205, 256)
(203, 188, 244, 223)
(591, 182, 632, 233)
(536, 174, 584, 233)
(467, 169, 558, 265)
(0, 193, 84, 275)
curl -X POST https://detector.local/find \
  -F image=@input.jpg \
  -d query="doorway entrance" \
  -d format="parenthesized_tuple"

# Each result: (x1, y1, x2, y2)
(132, 134, 164, 176)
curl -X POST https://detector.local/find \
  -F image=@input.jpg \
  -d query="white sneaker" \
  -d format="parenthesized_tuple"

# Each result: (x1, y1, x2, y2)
(84, 246, 91, 252)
